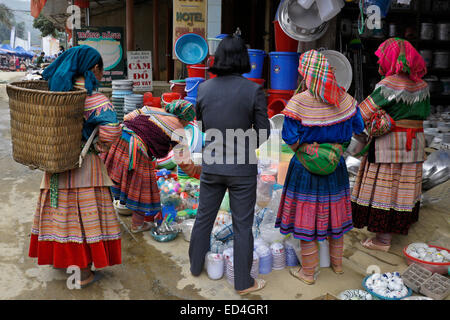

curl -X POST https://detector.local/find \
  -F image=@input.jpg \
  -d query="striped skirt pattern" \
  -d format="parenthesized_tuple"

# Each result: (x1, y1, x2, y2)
(275, 156, 353, 241)
(351, 156, 422, 234)
(29, 187, 121, 269)
(105, 131, 161, 215)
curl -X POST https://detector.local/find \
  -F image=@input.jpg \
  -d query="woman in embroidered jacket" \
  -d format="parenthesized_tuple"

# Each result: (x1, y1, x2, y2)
(352, 38, 430, 252)
(29, 46, 122, 287)
(275, 50, 365, 284)
(105, 100, 201, 233)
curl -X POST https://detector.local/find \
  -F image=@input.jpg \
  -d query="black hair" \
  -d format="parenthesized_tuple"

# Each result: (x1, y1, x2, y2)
(209, 35, 251, 76)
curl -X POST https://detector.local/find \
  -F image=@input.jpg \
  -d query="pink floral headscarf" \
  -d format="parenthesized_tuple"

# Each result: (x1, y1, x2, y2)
(375, 38, 427, 83)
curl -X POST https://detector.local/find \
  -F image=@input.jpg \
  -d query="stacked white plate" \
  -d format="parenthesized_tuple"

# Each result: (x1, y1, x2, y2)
(124, 94, 144, 114)
(112, 79, 134, 90)
(271, 242, 286, 270)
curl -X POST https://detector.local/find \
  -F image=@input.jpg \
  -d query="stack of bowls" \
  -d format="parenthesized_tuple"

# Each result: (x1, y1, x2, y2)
(271, 242, 286, 270)
(124, 94, 144, 114)
(256, 245, 273, 274)
(112, 80, 134, 121)
(226, 256, 235, 285)
(285, 242, 300, 267)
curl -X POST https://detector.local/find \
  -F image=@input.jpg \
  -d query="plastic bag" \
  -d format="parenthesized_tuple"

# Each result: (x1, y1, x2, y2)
(259, 223, 285, 244)
(212, 211, 234, 242)
(220, 191, 230, 212)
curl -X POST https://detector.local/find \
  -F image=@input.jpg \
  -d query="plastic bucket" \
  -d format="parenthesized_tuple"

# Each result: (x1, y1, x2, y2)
(184, 96, 197, 106)
(267, 89, 294, 105)
(243, 49, 266, 79)
(143, 92, 153, 106)
(273, 21, 298, 52)
(187, 64, 207, 78)
(248, 78, 265, 87)
(269, 52, 300, 90)
(267, 98, 287, 118)
(161, 92, 181, 106)
(185, 77, 205, 98)
(169, 79, 187, 98)
(207, 56, 217, 79)
(152, 97, 161, 108)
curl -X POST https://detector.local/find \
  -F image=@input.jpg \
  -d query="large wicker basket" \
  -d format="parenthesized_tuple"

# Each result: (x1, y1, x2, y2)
(6, 80, 87, 173)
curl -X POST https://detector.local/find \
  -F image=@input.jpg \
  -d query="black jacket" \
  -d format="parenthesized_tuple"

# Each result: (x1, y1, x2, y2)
(195, 74, 270, 176)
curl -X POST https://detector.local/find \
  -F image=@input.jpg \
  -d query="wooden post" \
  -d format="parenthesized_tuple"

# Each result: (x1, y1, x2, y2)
(126, 0, 134, 52)
(166, 2, 173, 81)
(153, 0, 160, 81)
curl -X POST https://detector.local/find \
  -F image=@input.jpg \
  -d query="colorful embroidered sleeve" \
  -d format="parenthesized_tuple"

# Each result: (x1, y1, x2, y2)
(83, 93, 121, 153)
(282, 116, 301, 145)
(358, 87, 394, 124)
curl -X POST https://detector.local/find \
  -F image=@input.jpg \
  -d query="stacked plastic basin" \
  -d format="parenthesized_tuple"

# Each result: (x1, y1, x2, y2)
(267, 52, 300, 117)
(184, 77, 205, 106)
(112, 80, 134, 121)
(243, 49, 266, 88)
(124, 94, 144, 114)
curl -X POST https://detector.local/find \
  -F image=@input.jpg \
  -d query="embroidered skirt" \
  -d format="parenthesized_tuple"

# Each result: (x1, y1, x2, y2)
(351, 156, 422, 234)
(29, 187, 122, 269)
(275, 156, 353, 241)
(105, 131, 161, 215)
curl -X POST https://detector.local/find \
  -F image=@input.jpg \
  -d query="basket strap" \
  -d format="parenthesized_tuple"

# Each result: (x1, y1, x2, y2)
(79, 126, 99, 168)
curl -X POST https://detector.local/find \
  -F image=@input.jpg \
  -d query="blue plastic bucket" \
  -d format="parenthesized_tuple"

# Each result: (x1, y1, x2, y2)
(185, 77, 204, 98)
(269, 52, 300, 90)
(243, 49, 266, 79)
(184, 96, 197, 106)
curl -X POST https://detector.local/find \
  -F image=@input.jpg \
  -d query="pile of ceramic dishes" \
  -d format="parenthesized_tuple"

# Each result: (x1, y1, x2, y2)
(338, 289, 373, 300)
(406, 243, 450, 263)
(112, 80, 134, 121)
(285, 241, 300, 267)
(256, 245, 272, 275)
(271, 242, 286, 270)
(124, 94, 144, 114)
(364, 272, 410, 299)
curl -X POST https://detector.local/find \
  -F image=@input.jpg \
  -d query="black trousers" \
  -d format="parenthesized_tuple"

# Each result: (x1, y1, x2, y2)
(188, 173, 257, 291)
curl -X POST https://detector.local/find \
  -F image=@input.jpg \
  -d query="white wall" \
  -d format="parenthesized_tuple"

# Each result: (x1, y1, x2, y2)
(207, 0, 222, 39)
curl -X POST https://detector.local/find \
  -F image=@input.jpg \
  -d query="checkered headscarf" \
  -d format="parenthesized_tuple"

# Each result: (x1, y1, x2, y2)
(298, 50, 345, 108)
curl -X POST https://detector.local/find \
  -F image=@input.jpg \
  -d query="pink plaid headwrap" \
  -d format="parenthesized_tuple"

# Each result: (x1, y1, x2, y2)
(376, 38, 427, 83)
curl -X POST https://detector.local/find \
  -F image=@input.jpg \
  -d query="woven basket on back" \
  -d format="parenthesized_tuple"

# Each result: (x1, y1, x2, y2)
(6, 80, 87, 173)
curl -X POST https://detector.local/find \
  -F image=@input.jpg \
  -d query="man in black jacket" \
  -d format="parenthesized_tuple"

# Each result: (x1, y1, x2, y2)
(189, 35, 270, 295)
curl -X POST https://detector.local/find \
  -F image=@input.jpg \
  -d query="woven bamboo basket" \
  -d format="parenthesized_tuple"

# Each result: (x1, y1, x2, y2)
(6, 80, 87, 173)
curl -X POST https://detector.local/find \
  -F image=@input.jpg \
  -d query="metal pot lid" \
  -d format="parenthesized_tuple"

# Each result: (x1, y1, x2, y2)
(278, 0, 329, 42)
(286, 0, 323, 29)
(321, 50, 353, 91)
